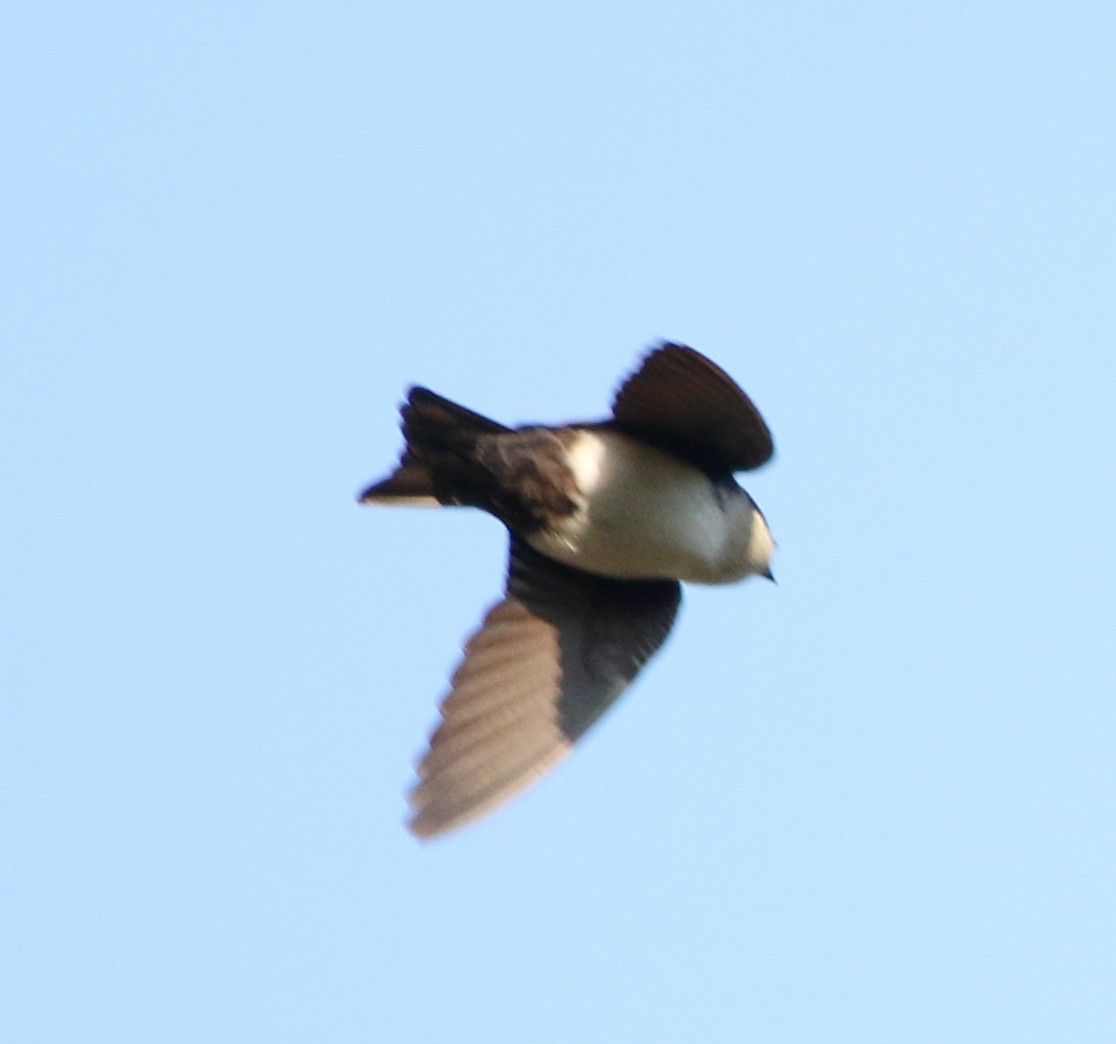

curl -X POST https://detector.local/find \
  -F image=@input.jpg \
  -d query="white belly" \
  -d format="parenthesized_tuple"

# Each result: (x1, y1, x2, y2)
(524, 430, 753, 584)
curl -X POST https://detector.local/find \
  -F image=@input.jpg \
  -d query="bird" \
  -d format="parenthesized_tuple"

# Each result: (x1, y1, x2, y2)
(359, 342, 776, 838)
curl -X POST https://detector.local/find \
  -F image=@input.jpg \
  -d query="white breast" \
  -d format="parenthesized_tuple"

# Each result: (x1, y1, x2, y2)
(525, 430, 761, 584)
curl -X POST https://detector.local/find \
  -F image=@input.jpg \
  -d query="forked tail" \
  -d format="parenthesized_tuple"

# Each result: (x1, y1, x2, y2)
(359, 387, 508, 506)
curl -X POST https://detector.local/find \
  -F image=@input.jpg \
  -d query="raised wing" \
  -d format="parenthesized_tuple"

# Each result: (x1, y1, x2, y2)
(610, 342, 773, 474)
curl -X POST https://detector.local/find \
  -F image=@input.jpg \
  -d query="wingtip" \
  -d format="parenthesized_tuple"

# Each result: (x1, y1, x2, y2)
(406, 814, 442, 841)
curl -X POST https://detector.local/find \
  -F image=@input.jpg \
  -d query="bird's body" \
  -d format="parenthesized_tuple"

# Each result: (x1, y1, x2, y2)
(522, 428, 770, 584)
(360, 343, 776, 838)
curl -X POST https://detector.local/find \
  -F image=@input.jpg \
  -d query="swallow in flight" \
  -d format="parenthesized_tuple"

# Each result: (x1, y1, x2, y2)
(360, 342, 775, 837)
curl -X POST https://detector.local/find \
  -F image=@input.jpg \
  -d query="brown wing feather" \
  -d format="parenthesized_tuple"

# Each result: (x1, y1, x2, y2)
(408, 542, 681, 839)
(409, 599, 571, 838)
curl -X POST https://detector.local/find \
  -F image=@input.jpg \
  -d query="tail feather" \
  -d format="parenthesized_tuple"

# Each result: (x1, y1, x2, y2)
(359, 387, 508, 507)
(359, 462, 440, 505)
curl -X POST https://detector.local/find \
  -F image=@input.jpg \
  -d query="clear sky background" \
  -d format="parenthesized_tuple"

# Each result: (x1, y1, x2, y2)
(3, 2, 1114, 1041)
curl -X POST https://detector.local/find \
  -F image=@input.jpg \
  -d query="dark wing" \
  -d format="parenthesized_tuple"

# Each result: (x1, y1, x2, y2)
(610, 342, 774, 473)
(408, 539, 681, 838)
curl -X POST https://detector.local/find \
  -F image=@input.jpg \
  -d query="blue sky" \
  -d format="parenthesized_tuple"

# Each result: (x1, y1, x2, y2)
(3, 2, 1115, 1041)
